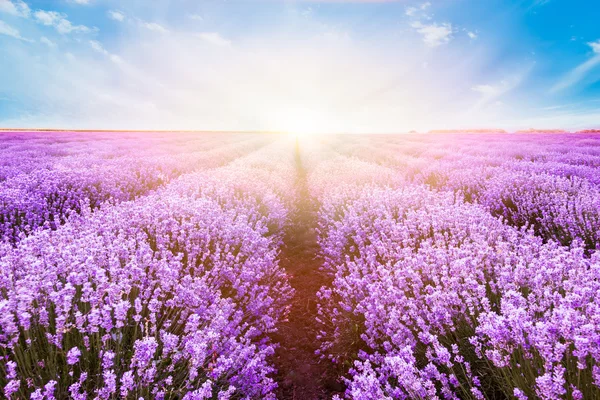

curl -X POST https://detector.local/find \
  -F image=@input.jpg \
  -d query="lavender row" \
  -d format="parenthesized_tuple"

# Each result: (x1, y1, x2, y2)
(307, 155, 600, 399)
(329, 134, 600, 168)
(330, 134, 600, 183)
(0, 132, 239, 182)
(0, 139, 296, 399)
(411, 163, 600, 251)
(0, 135, 271, 244)
(0, 132, 265, 187)
(330, 135, 600, 250)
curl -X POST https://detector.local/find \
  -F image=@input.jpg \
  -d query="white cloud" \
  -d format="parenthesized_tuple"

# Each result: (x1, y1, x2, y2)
(472, 84, 501, 96)
(467, 31, 477, 39)
(33, 10, 60, 25)
(550, 40, 600, 93)
(0, 0, 30, 18)
(90, 40, 127, 67)
(589, 39, 600, 54)
(89, 39, 108, 55)
(108, 10, 125, 22)
(109, 54, 124, 65)
(411, 21, 453, 47)
(189, 14, 203, 21)
(34, 10, 94, 34)
(71, 0, 91, 4)
(0, 19, 32, 41)
(406, 2, 452, 47)
(140, 21, 169, 34)
(40, 36, 56, 47)
(90, 40, 125, 66)
(196, 32, 231, 46)
(471, 66, 532, 108)
(405, 2, 431, 18)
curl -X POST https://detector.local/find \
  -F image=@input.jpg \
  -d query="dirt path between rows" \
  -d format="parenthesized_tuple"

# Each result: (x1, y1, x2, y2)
(271, 140, 344, 399)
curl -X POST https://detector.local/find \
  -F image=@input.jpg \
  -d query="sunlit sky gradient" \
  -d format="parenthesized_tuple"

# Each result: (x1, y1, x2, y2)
(1, 0, 599, 132)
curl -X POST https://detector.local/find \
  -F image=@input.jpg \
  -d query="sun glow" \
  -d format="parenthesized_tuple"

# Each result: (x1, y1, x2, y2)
(270, 106, 336, 135)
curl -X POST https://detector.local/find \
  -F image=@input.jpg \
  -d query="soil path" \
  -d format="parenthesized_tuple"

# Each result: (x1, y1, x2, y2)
(271, 140, 344, 399)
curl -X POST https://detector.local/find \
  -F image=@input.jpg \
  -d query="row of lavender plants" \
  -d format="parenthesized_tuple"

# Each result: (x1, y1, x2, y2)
(329, 134, 600, 251)
(306, 146, 600, 399)
(0, 132, 234, 183)
(0, 134, 271, 244)
(0, 138, 295, 399)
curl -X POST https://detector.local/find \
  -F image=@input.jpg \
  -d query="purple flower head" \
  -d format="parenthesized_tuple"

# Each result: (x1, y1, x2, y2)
(6, 361, 17, 379)
(67, 346, 82, 365)
(514, 388, 528, 400)
(43, 380, 57, 400)
(132, 337, 158, 370)
(4, 379, 20, 398)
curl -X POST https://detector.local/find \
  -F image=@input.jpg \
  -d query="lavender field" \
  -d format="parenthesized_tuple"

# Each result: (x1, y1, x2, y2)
(1, 131, 600, 400)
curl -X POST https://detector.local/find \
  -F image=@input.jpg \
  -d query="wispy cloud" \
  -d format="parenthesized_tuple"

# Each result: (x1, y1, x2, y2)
(196, 32, 231, 46)
(90, 39, 125, 65)
(40, 36, 56, 47)
(108, 10, 125, 22)
(2, 2, 94, 37)
(139, 21, 169, 34)
(411, 21, 453, 47)
(34, 10, 94, 34)
(405, 2, 430, 18)
(0, 19, 32, 41)
(531, 0, 551, 6)
(0, 0, 30, 18)
(550, 40, 600, 93)
(472, 84, 504, 97)
(189, 14, 203, 21)
(89, 39, 107, 55)
(589, 39, 600, 54)
(405, 2, 453, 47)
(471, 65, 534, 109)
(467, 31, 477, 39)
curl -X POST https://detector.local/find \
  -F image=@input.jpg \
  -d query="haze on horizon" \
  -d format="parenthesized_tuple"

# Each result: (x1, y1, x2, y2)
(1, 0, 599, 133)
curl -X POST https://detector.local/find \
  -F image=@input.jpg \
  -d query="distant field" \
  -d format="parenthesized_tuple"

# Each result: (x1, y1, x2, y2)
(1, 132, 599, 399)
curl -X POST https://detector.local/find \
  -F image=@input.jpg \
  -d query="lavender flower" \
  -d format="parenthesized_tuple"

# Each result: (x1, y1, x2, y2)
(66, 347, 82, 365)
(4, 379, 20, 398)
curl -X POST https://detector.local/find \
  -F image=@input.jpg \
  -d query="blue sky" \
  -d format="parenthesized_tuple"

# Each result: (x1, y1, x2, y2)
(0, 0, 599, 132)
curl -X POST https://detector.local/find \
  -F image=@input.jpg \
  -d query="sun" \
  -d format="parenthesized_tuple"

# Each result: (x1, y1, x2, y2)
(270, 106, 334, 135)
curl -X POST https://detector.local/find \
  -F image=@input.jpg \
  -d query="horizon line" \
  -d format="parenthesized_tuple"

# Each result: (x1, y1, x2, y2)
(1, 128, 600, 135)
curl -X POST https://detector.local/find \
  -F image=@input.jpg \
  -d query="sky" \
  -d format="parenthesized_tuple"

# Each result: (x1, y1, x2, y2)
(0, 0, 599, 132)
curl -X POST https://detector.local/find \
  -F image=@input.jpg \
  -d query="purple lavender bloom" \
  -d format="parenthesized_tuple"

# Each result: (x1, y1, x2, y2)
(66, 347, 81, 365)
(4, 379, 20, 398)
